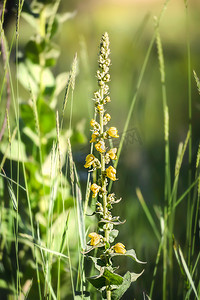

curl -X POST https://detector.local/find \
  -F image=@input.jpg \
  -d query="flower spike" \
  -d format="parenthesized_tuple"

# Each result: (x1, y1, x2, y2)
(83, 33, 143, 298)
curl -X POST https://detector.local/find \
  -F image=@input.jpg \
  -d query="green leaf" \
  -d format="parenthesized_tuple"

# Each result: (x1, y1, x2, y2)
(0, 139, 28, 162)
(111, 271, 144, 300)
(47, 17, 59, 39)
(25, 36, 60, 67)
(0, 279, 16, 292)
(25, 38, 46, 64)
(87, 275, 106, 290)
(20, 103, 35, 131)
(37, 98, 56, 134)
(23, 127, 40, 147)
(21, 12, 38, 28)
(57, 11, 77, 23)
(42, 68, 56, 95)
(87, 256, 106, 271)
(110, 249, 146, 264)
(109, 230, 119, 243)
(44, 44, 60, 67)
(87, 268, 123, 290)
(18, 57, 55, 94)
(104, 269, 123, 286)
(21, 98, 56, 137)
(18, 60, 40, 94)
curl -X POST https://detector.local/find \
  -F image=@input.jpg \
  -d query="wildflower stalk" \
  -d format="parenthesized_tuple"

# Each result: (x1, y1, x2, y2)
(83, 32, 145, 300)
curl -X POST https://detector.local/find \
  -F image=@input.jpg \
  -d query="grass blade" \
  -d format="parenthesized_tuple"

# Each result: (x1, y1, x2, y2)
(178, 246, 198, 299)
(136, 188, 160, 242)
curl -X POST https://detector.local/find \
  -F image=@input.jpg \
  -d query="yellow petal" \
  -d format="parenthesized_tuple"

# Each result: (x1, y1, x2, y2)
(113, 243, 126, 254)
(84, 154, 95, 168)
(90, 131, 99, 143)
(107, 127, 119, 138)
(108, 148, 117, 160)
(90, 119, 96, 127)
(90, 183, 101, 198)
(88, 232, 101, 246)
(106, 166, 117, 181)
(95, 140, 106, 153)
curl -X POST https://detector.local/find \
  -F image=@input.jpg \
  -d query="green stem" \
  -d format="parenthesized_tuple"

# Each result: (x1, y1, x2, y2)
(99, 95, 108, 240)
(106, 289, 111, 300)
(100, 91, 110, 299)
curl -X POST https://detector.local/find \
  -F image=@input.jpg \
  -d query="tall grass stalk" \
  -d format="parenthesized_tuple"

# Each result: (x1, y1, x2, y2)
(184, 0, 193, 269)
(15, 0, 25, 297)
(155, 18, 171, 300)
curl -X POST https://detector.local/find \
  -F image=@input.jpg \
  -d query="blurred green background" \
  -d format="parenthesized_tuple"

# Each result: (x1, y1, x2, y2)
(3, 0, 200, 298)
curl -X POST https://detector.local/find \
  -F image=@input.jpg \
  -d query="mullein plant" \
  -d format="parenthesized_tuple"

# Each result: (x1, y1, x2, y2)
(83, 32, 145, 300)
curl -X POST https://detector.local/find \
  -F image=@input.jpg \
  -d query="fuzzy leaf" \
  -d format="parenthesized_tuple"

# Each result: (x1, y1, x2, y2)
(18, 60, 39, 94)
(111, 271, 144, 300)
(21, 12, 38, 28)
(110, 249, 146, 264)
(25, 39, 46, 64)
(44, 45, 60, 67)
(57, 11, 77, 23)
(82, 243, 105, 254)
(37, 98, 56, 134)
(87, 268, 123, 290)
(109, 229, 119, 243)
(87, 256, 106, 271)
(87, 275, 106, 290)
(23, 127, 40, 147)
(103, 268, 123, 286)
(0, 139, 28, 162)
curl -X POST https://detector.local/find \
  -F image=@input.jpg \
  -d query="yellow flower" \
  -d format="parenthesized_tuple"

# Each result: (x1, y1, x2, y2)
(88, 232, 101, 246)
(106, 166, 117, 181)
(107, 127, 119, 138)
(90, 119, 96, 127)
(105, 113, 111, 121)
(84, 154, 96, 168)
(95, 140, 106, 153)
(113, 243, 126, 254)
(91, 183, 101, 198)
(108, 148, 117, 160)
(90, 131, 99, 143)
(97, 104, 104, 111)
